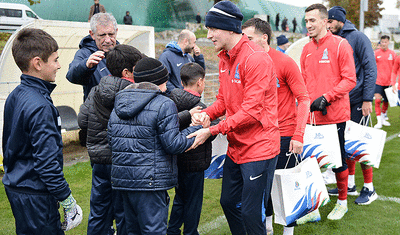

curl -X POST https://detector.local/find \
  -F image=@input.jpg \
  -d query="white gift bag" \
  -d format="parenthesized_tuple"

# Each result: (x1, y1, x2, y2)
(271, 157, 330, 226)
(384, 85, 399, 107)
(301, 114, 342, 168)
(345, 116, 387, 168)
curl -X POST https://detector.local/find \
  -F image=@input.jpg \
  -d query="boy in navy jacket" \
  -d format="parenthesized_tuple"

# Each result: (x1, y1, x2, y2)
(167, 63, 218, 235)
(108, 57, 201, 234)
(78, 44, 143, 235)
(2, 28, 82, 234)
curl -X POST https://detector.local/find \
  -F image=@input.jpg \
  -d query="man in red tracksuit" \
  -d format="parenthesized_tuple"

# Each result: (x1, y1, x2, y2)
(242, 17, 310, 235)
(297, 4, 356, 223)
(391, 54, 400, 109)
(374, 35, 396, 128)
(187, 1, 280, 235)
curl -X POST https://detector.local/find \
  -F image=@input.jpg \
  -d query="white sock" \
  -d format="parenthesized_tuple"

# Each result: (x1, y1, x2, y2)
(348, 175, 355, 188)
(283, 226, 294, 235)
(265, 215, 273, 232)
(364, 182, 374, 191)
(337, 199, 347, 207)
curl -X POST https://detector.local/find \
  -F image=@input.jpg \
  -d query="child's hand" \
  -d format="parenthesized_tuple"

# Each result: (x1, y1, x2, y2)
(191, 112, 210, 128)
(189, 106, 202, 116)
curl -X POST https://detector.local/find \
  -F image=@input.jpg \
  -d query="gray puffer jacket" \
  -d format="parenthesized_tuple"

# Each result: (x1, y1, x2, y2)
(78, 76, 132, 164)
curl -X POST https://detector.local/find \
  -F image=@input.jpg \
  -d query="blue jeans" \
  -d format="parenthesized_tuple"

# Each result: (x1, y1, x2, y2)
(87, 163, 125, 235)
(220, 155, 278, 235)
(167, 171, 204, 235)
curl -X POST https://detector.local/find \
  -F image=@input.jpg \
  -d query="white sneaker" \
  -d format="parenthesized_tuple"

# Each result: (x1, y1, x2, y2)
(62, 204, 83, 231)
(381, 114, 390, 126)
(374, 118, 382, 129)
(383, 113, 389, 120)
(322, 168, 336, 185)
(327, 203, 348, 220)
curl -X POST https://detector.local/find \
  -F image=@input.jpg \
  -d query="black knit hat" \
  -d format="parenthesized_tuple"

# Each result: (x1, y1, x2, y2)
(328, 6, 346, 23)
(133, 57, 169, 85)
(205, 0, 243, 34)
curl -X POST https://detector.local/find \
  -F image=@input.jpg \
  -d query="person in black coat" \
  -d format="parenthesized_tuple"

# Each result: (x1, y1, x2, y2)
(292, 17, 297, 33)
(275, 13, 280, 31)
(167, 63, 219, 235)
(123, 11, 132, 25)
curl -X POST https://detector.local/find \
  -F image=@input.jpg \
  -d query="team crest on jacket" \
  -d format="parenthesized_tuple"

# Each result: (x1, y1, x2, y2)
(389, 54, 393, 60)
(319, 48, 330, 63)
(232, 63, 241, 84)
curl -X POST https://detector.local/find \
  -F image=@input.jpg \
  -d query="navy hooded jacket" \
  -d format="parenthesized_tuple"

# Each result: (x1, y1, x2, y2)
(337, 20, 377, 105)
(2, 75, 71, 201)
(108, 83, 201, 191)
(66, 35, 115, 100)
(159, 42, 205, 93)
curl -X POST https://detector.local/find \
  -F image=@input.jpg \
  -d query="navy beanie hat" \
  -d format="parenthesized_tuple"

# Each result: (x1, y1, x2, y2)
(205, 0, 244, 34)
(328, 6, 346, 23)
(133, 58, 169, 85)
(277, 35, 289, 46)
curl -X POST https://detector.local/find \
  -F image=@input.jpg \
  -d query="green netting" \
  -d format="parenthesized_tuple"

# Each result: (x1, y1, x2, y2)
(0, 0, 306, 32)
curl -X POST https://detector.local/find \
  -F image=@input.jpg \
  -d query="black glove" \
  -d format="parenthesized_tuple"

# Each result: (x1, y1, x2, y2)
(310, 96, 331, 115)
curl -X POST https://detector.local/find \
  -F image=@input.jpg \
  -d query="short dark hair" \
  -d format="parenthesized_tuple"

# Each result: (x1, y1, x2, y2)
(12, 28, 58, 72)
(242, 18, 272, 45)
(106, 45, 143, 77)
(305, 3, 328, 19)
(381, 35, 390, 41)
(180, 62, 205, 87)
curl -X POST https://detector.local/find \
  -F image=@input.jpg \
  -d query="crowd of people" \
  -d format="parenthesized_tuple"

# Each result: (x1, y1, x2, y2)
(2, 0, 399, 235)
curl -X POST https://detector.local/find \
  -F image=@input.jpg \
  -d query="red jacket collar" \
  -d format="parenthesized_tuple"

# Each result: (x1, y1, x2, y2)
(183, 88, 201, 97)
(312, 30, 332, 45)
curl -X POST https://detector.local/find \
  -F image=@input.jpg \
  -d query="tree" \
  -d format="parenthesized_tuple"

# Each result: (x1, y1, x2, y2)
(397, 0, 400, 8)
(27, 0, 40, 5)
(325, 0, 383, 28)
(209, 0, 240, 5)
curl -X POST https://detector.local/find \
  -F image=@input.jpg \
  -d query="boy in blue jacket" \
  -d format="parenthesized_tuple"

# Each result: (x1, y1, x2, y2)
(78, 44, 143, 235)
(2, 28, 82, 234)
(108, 57, 201, 234)
(167, 62, 219, 235)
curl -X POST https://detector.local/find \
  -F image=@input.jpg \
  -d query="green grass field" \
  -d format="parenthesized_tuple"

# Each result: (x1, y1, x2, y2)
(1, 107, 400, 234)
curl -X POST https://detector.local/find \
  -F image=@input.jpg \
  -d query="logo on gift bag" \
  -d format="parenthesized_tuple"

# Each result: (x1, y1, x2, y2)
(314, 133, 324, 139)
(364, 133, 372, 139)
(306, 171, 312, 178)
(294, 181, 300, 190)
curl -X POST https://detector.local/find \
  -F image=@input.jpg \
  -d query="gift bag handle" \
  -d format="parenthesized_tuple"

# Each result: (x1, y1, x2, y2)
(359, 114, 373, 127)
(284, 152, 300, 169)
(309, 112, 316, 126)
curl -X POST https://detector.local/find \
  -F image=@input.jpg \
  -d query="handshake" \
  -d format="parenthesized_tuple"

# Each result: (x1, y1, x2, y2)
(60, 194, 83, 231)
(185, 107, 212, 151)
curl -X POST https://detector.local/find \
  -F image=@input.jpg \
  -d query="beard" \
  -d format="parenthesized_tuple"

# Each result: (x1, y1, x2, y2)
(183, 46, 193, 54)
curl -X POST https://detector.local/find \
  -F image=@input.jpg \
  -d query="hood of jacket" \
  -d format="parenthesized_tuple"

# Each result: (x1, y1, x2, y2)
(79, 35, 98, 52)
(114, 82, 162, 120)
(164, 41, 185, 55)
(169, 88, 202, 112)
(338, 20, 357, 38)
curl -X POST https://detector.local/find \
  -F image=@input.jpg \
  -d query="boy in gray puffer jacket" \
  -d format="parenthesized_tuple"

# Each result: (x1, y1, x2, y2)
(108, 57, 201, 234)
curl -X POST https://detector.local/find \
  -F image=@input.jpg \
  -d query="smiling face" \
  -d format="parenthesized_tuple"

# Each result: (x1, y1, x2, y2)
(90, 23, 117, 52)
(207, 27, 232, 52)
(327, 19, 343, 35)
(40, 51, 61, 83)
(305, 9, 328, 41)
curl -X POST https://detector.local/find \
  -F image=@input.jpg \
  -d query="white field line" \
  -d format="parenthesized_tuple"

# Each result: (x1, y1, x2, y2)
(198, 132, 400, 234)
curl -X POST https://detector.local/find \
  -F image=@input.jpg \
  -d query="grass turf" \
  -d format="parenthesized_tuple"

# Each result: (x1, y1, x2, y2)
(0, 107, 400, 234)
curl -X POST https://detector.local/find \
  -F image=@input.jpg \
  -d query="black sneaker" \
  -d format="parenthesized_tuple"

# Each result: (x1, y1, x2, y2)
(328, 185, 358, 196)
(355, 187, 378, 205)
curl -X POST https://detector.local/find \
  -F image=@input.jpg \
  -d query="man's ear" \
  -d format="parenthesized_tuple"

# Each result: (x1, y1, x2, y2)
(262, 34, 269, 45)
(89, 30, 95, 40)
